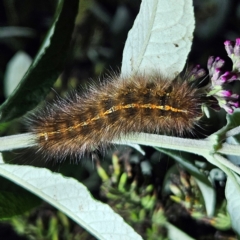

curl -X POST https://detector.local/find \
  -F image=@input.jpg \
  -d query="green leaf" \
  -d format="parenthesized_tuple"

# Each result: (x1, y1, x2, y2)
(225, 136, 240, 167)
(0, 164, 142, 239)
(225, 109, 240, 132)
(166, 222, 195, 240)
(0, 177, 41, 220)
(225, 172, 240, 236)
(0, 0, 79, 123)
(121, 0, 195, 78)
(155, 148, 216, 216)
(4, 51, 32, 97)
(209, 109, 240, 152)
(224, 110, 240, 163)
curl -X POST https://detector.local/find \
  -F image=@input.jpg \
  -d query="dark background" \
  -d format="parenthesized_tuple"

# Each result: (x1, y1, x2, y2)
(0, 0, 239, 101)
(0, 0, 239, 239)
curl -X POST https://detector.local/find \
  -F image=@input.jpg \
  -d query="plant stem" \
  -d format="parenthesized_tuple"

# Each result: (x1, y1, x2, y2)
(0, 133, 36, 151)
(1, 132, 240, 175)
(0, 132, 240, 157)
(225, 126, 240, 138)
(113, 133, 240, 156)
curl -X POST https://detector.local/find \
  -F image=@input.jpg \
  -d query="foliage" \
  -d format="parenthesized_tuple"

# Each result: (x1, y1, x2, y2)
(0, 0, 240, 239)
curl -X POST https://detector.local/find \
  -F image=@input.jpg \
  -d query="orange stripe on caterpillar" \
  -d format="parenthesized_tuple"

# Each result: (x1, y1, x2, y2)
(39, 103, 187, 138)
(25, 74, 204, 160)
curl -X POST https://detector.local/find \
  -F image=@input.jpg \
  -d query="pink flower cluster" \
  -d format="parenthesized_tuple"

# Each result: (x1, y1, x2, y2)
(207, 39, 240, 114)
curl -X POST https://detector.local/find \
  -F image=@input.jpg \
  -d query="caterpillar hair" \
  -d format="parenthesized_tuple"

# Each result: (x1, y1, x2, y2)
(25, 73, 205, 161)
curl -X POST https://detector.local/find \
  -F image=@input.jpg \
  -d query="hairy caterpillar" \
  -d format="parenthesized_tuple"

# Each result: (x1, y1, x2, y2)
(26, 74, 204, 161)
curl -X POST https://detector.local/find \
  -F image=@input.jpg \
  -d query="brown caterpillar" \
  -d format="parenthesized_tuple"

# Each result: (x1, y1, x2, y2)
(26, 74, 205, 160)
